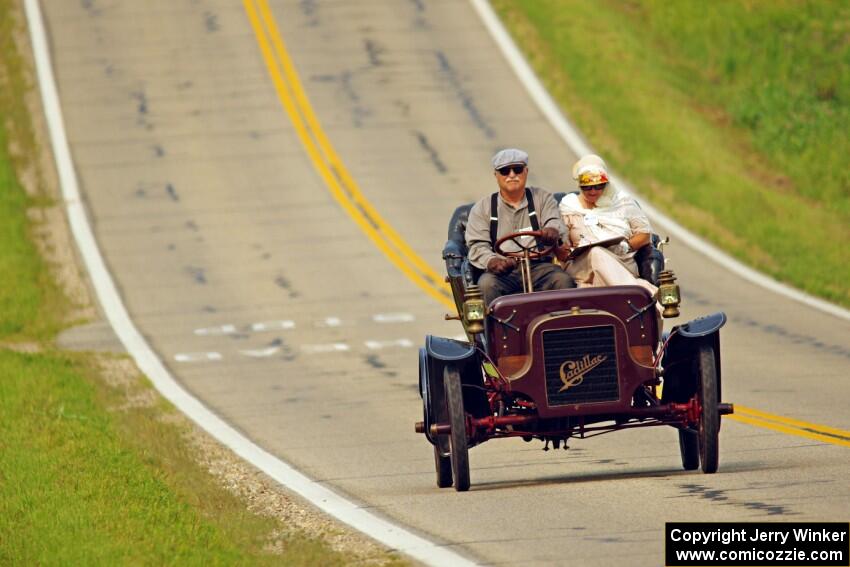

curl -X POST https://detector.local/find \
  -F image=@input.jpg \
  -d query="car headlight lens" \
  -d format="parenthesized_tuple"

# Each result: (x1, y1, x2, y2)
(657, 270, 681, 318)
(462, 285, 486, 334)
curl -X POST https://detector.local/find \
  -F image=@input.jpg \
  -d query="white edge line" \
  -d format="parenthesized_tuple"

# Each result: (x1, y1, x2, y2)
(23, 1, 477, 565)
(470, 0, 850, 323)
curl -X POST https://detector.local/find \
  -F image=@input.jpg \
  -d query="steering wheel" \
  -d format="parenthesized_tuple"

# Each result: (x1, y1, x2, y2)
(494, 230, 555, 259)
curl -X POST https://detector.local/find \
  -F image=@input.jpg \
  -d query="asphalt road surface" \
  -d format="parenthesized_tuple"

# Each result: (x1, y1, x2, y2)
(41, 1, 849, 565)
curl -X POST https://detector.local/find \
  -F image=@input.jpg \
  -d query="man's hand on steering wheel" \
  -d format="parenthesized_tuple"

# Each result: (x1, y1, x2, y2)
(494, 230, 556, 259)
(487, 256, 518, 275)
(538, 226, 561, 246)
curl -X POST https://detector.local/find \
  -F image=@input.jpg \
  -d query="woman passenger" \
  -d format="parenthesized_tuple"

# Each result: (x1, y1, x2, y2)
(558, 154, 657, 297)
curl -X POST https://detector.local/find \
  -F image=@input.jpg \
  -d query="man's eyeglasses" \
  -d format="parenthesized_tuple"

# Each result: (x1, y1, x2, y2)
(496, 164, 526, 176)
(580, 183, 607, 191)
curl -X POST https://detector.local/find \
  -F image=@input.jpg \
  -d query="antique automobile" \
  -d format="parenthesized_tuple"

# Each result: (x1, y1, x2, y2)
(415, 195, 734, 491)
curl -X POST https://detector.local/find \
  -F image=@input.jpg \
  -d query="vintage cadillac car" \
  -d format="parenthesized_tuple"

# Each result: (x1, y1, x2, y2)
(415, 195, 734, 491)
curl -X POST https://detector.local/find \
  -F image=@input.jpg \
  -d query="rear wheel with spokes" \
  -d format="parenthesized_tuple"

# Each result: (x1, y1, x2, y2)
(433, 445, 452, 488)
(444, 365, 470, 491)
(678, 429, 699, 470)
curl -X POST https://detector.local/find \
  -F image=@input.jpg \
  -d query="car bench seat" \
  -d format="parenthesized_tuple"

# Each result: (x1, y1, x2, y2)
(441, 194, 665, 310)
(442, 203, 477, 315)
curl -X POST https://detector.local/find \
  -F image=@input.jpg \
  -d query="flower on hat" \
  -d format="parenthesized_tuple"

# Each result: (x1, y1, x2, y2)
(577, 166, 609, 187)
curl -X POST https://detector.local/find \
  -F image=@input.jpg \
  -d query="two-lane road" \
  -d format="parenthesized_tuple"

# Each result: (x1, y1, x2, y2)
(40, 0, 849, 564)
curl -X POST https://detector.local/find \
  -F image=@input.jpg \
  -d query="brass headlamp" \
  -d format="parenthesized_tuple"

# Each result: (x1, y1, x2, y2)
(462, 284, 486, 335)
(657, 269, 681, 318)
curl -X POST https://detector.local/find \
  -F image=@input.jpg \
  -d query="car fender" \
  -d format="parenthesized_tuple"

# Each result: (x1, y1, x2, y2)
(661, 312, 726, 403)
(418, 347, 442, 447)
(426, 334, 476, 362)
(420, 336, 485, 446)
(677, 311, 727, 338)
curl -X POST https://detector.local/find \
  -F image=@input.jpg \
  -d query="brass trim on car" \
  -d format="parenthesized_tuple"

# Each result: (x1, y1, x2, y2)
(501, 309, 616, 380)
(498, 308, 656, 382)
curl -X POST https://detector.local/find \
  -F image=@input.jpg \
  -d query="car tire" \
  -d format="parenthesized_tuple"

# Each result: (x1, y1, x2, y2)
(421, 349, 453, 488)
(678, 429, 699, 471)
(444, 365, 470, 492)
(697, 343, 720, 474)
(433, 445, 452, 488)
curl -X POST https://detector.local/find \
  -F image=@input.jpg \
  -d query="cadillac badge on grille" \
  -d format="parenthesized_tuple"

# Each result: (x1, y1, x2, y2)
(543, 326, 620, 405)
(558, 354, 608, 392)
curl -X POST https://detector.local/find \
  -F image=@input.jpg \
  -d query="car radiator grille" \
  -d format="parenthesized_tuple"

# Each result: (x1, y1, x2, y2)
(542, 325, 619, 406)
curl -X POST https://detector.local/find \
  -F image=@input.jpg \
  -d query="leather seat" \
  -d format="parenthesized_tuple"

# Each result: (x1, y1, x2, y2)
(442, 196, 665, 294)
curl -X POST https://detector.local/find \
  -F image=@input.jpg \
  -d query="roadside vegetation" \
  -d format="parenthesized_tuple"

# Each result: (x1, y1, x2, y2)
(0, 2, 403, 565)
(492, 0, 849, 306)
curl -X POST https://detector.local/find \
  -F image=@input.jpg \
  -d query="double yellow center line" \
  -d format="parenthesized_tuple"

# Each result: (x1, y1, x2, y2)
(243, 0, 453, 309)
(242, 0, 850, 449)
(732, 406, 850, 448)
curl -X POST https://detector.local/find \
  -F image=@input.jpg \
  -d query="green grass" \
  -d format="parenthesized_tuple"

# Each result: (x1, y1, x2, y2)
(0, 129, 40, 336)
(0, 10, 64, 341)
(0, 127, 67, 341)
(492, 0, 850, 306)
(0, 351, 265, 565)
(0, 350, 380, 566)
(0, 1, 404, 564)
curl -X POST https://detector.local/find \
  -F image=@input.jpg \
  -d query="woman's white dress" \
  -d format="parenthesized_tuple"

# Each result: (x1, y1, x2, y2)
(559, 190, 657, 297)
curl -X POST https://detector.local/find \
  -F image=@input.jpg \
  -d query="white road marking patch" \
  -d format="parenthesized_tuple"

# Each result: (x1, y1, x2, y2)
(250, 320, 295, 332)
(302, 343, 350, 353)
(372, 312, 416, 323)
(239, 346, 281, 358)
(194, 324, 237, 336)
(175, 352, 223, 362)
(365, 339, 414, 350)
(316, 316, 342, 327)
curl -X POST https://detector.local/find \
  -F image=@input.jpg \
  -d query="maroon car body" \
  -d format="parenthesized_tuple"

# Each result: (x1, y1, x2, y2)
(415, 202, 733, 491)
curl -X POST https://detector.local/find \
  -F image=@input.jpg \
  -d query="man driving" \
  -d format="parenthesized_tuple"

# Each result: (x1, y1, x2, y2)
(465, 148, 575, 306)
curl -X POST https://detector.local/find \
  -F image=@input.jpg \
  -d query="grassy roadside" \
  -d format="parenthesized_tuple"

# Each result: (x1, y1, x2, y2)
(492, 0, 849, 306)
(1, 352, 273, 565)
(0, 21, 62, 342)
(0, 2, 403, 564)
(1, 345, 400, 566)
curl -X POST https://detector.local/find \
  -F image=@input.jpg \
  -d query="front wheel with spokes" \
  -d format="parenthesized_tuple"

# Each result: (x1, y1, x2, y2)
(696, 343, 719, 473)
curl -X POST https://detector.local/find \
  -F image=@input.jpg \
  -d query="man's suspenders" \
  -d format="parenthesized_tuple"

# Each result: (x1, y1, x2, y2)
(489, 188, 541, 247)
(489, 193, 499, 246)
(526, 188, 541, 234)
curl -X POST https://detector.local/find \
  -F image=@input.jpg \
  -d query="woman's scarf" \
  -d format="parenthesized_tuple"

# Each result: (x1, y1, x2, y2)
(559, 188, 634, 244)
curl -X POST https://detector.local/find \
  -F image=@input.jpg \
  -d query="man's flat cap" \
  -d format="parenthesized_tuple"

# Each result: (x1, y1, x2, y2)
(492, 148, 529, 169)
